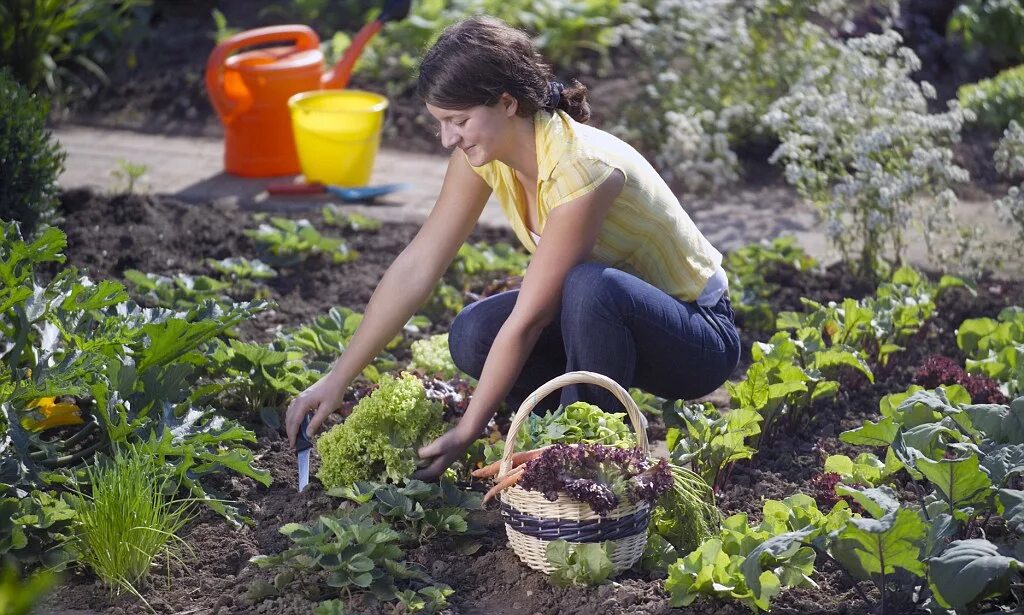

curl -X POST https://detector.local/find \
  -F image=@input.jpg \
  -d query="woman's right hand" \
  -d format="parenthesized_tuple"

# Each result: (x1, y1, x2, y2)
(285, 372, 348, 448)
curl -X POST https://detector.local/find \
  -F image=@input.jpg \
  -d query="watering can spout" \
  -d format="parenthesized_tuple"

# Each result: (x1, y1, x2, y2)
(321, 0, 412, 90)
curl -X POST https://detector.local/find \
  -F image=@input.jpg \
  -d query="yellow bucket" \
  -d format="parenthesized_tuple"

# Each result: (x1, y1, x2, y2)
(288, 89, 388, 187)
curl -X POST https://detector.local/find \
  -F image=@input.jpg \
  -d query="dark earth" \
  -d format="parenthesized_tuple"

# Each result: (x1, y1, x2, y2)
(37, 187, 1024, 615)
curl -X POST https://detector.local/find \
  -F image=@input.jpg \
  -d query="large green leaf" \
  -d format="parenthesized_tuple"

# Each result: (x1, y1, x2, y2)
(916, 455, 993, 519)
(997, 489, 1024, 533)
(833, 484, 900, 519)
(840, 417, 899, 447)
(830, 507, 927, 580)
(928, 539, 1024, 609)
(981, 443, 1024, 486)
(966, 401, 1024, 445)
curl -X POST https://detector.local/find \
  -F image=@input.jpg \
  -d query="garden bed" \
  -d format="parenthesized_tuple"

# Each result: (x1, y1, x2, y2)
(35, 189, 1024, 615)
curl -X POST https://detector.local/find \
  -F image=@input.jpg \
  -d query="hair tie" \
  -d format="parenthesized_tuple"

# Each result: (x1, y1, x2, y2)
(546, 81, 564, 110)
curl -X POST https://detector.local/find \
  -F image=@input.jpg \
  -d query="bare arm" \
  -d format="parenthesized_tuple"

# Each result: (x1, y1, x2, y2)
(286, 151, 492, 446)
(415, 169, 626, 477)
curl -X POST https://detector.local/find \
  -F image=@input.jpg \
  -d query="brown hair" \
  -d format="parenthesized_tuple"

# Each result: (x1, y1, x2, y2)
(417, 16, 591, 123)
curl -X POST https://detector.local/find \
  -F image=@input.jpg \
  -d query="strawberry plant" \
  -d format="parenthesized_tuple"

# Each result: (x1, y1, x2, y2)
(250, 506, 453, 610)
(206, 256, 277, 281)
(329, 478, 482, 549)
(244, 216, 359, 267)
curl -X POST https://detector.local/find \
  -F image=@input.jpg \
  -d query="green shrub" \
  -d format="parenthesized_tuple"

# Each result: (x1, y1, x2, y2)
(0, 70, 64, 237)
(0, 0, 151, 97)
(948, 0, 1024, 66)
(959, 64, 1024, 132)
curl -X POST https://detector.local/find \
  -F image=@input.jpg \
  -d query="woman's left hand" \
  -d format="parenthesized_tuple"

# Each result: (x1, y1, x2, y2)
(413, 424, 477, 481)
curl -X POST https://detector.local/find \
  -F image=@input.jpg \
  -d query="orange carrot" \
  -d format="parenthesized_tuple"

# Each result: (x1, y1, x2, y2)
(483, 467, 525, 503)
(472, 446, 552, 479)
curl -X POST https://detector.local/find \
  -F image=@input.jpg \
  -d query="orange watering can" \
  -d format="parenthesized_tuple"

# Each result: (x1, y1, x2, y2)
(205, 0, 411, 177)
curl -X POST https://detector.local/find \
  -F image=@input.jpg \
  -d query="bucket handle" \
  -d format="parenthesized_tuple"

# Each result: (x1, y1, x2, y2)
(205, 25, 321, 122)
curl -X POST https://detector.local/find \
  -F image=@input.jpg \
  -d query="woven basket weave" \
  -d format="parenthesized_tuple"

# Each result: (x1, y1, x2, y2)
(496, 371, 650, 574)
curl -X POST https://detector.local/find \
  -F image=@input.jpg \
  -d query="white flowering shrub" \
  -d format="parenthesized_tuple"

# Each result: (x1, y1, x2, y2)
(763, 30, 971, 279)
(609, 0, 883, 193)
(995, 120, 1024, 245)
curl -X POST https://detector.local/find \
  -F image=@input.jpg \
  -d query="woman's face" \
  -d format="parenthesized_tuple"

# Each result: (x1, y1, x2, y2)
(425, 94, 517, 166)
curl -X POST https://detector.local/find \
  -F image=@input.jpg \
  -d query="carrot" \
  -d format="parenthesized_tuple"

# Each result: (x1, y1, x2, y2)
(472, 446, 552, 479)
(483, 467, 525, 503)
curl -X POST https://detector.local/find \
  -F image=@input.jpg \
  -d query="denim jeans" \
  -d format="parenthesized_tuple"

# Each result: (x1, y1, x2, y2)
(447, 262, 741, 414)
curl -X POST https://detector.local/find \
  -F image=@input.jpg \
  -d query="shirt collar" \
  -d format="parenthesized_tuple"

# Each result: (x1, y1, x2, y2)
(535, 109, 571, 182)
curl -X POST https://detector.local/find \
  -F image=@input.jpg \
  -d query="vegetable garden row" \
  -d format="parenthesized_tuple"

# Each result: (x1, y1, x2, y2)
(1, 187, 1022, 614)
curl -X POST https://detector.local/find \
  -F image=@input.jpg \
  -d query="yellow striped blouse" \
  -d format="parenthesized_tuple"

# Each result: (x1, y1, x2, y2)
(465, 109, 722, 303)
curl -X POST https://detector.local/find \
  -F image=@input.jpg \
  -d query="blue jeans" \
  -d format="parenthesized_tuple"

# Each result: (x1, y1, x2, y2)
(447, 262, 741, 414)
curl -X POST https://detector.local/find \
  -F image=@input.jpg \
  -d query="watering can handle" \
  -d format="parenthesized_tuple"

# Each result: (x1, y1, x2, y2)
(205, 25, 320, 120)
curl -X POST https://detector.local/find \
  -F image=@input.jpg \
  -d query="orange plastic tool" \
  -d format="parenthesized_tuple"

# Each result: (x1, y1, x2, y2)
(205, 3, 407, 178)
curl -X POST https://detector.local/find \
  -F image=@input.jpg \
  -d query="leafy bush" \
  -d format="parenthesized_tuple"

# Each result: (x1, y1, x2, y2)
(244, 217, 358, 267)
(339, 0, 627, 102)
(948, 0, 1024, 66)
(0, 0, 150, 97)
(765, 30, 971, 280)
(316, 372, 445, 488)
(0, 71, 64, 237)
(0, 221, 271, 525)
(66, 445, 195, 602)
(207, 339, 322, 418)
(958, 64, 1024, 132)
(250, 506, 453, 610)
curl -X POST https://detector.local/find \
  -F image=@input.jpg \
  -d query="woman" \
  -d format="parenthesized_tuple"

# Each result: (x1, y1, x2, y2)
(285, 16, 740, 480)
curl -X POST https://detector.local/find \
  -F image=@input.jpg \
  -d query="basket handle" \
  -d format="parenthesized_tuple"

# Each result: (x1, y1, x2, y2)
(498, 371, 649, 477)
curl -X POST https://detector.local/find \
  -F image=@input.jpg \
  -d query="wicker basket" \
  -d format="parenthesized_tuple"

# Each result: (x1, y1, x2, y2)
(496, 371, 651, 574)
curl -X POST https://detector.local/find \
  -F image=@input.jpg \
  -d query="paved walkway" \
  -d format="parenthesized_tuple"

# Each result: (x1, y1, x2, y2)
(55, 124, 1012, 270)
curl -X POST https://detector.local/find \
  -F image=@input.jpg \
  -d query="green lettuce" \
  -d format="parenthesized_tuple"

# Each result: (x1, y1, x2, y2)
(316, 373, 445, 488)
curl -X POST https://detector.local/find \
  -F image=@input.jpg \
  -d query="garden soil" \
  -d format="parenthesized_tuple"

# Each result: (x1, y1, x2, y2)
(39, 189, 1024, 615)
